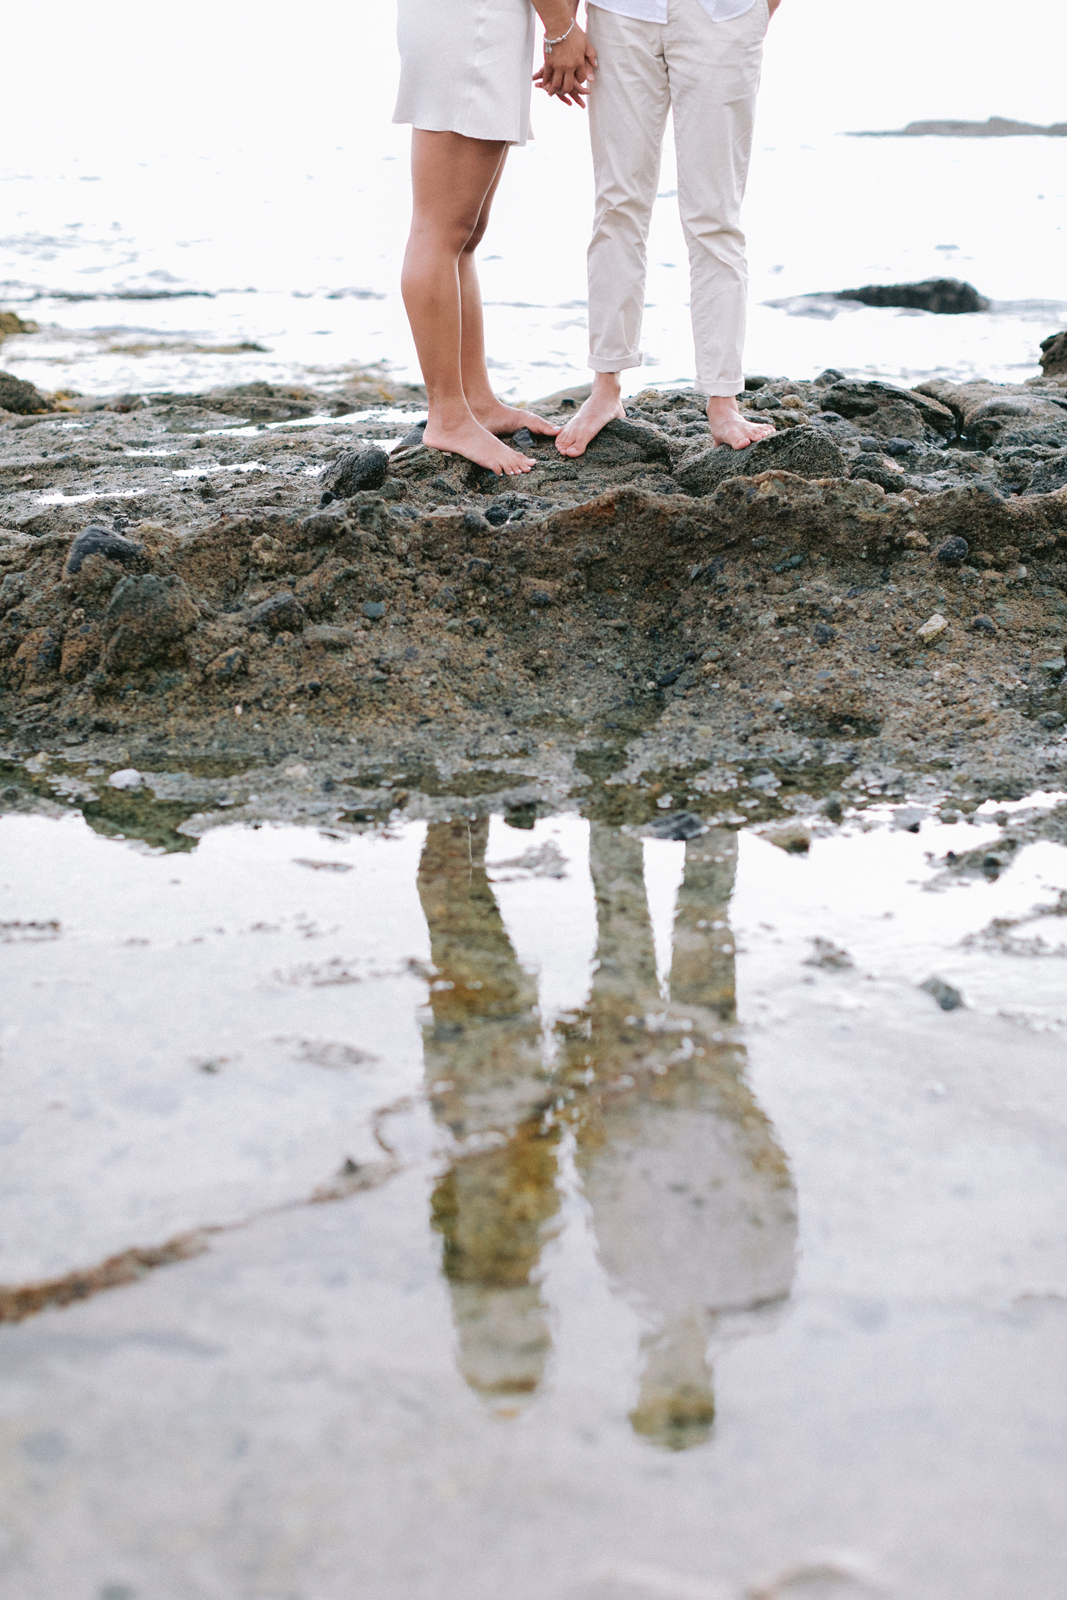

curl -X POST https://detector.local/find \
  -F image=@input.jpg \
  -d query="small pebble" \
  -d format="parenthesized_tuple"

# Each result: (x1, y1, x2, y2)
(921, 976, 964, 1011)
(936, 536, 970, 564)
(108, 768, 142, 790)
(917, 613, 949, 642)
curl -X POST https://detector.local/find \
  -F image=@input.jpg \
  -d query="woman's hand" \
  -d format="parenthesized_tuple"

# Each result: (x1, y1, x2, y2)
(768, 0, 782, 15)
(532, 4, 597, 107)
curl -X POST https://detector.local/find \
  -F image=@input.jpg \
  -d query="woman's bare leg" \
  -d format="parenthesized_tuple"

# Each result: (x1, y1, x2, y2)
(402, 131, 534, 475)
(458, 163, 559, 440)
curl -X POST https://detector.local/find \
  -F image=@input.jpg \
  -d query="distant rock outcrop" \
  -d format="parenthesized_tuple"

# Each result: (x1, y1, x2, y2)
(0, 371, 52, 415)
(835, 279, 990, 315)
(1040, 330, 1067, 377)
(851, 116, 1067, 138)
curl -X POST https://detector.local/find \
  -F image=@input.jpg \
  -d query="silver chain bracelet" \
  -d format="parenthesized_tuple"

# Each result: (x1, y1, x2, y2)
(544, 17, 576, 51)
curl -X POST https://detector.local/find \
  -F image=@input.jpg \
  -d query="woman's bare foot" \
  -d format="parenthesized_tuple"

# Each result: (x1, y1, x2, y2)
(423, 415, 535, 475)
(555, 374, 626, 457)
(471, 402, 560, 439)
(706, 395, 777, 450)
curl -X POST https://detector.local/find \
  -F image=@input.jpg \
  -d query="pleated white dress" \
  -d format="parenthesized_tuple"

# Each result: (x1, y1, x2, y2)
(393, 0, 537, 146)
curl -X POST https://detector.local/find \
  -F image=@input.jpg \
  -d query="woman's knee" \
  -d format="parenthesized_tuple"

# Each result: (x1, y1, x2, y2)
(410, 209, 484, 256)
(460, 216, 490, 255)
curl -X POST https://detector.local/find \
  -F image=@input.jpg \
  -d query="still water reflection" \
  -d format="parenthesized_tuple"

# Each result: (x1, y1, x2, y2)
(418, 820, 797, 1448)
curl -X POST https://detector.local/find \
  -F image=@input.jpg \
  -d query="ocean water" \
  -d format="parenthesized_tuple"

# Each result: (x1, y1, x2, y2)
(1, 0, 1065, 401)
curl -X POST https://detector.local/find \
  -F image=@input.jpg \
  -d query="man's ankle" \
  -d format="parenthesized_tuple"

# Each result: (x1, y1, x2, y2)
(592, 374, 623, 400)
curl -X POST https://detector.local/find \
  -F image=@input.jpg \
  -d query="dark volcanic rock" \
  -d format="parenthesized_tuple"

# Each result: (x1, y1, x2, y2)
(917, 378, 1067, 450)
(674, 426, 848, 496)
(1040, 331, 1067, 377)
(65, 525, 144, 575)
(818, 379, 956, 440)
(0, 371, 51, 415)
(835, 278, 990, 314)
(850, 453, 911, 493)
(936, 536, 970, 564)
(321, 446, 389, 498)
(397, 420, 427, 450)
(1025, 450, 1067, 497)
(247, 592, 308, 633)
(583, 417, 673, 467)
(102, 574, 199, 673)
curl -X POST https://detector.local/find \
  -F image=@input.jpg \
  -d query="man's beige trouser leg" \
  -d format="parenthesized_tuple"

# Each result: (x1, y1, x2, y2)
(586, 0, 767, 397)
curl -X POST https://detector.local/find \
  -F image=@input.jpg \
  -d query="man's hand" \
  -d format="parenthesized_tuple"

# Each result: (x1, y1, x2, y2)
(768, 0, 782, 15)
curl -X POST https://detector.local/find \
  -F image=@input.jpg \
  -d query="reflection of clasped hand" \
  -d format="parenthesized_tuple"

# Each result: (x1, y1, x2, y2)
(533, 3, 597, 109)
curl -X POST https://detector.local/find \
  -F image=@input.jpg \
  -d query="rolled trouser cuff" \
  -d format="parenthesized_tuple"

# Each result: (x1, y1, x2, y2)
(588, 352, 644, 373)
(695, 379, 744, 397)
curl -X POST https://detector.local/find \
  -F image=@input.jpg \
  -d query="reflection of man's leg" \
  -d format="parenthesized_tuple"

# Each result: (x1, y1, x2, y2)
(417, 820, 559, 1401)
(670, 830, 738, 1018)
(572, 826, 796, 1450)
(668, 0, 766, 398)
(586, 824, 660, 1012)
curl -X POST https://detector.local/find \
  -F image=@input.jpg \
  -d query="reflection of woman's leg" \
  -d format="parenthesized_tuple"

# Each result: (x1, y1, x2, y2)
(402, 131, 535, 476)
(416, 819, 559, 1403)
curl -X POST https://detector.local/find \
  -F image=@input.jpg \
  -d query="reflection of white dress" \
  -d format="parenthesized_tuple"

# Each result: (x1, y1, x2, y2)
(393, 0, 537, 146)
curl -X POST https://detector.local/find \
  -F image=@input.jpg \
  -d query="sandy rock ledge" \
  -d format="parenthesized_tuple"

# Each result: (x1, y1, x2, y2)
(2, 370, 1066, 834)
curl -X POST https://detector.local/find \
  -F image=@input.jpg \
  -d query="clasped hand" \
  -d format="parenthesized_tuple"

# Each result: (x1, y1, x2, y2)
(533, 22, 597, 109)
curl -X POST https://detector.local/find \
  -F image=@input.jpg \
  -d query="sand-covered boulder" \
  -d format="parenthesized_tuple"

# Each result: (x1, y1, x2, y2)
(102, 573, 199, 674)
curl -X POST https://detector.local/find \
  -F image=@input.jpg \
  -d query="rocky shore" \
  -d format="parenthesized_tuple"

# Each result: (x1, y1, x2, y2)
(2, 355, 1067, 840)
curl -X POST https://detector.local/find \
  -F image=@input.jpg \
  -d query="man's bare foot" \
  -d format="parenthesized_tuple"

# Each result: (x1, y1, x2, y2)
(471, 402, 560, 439)
(555, 376, 626, 457)
(423, 415, 535, 475)
(706, 395, 777, 450)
